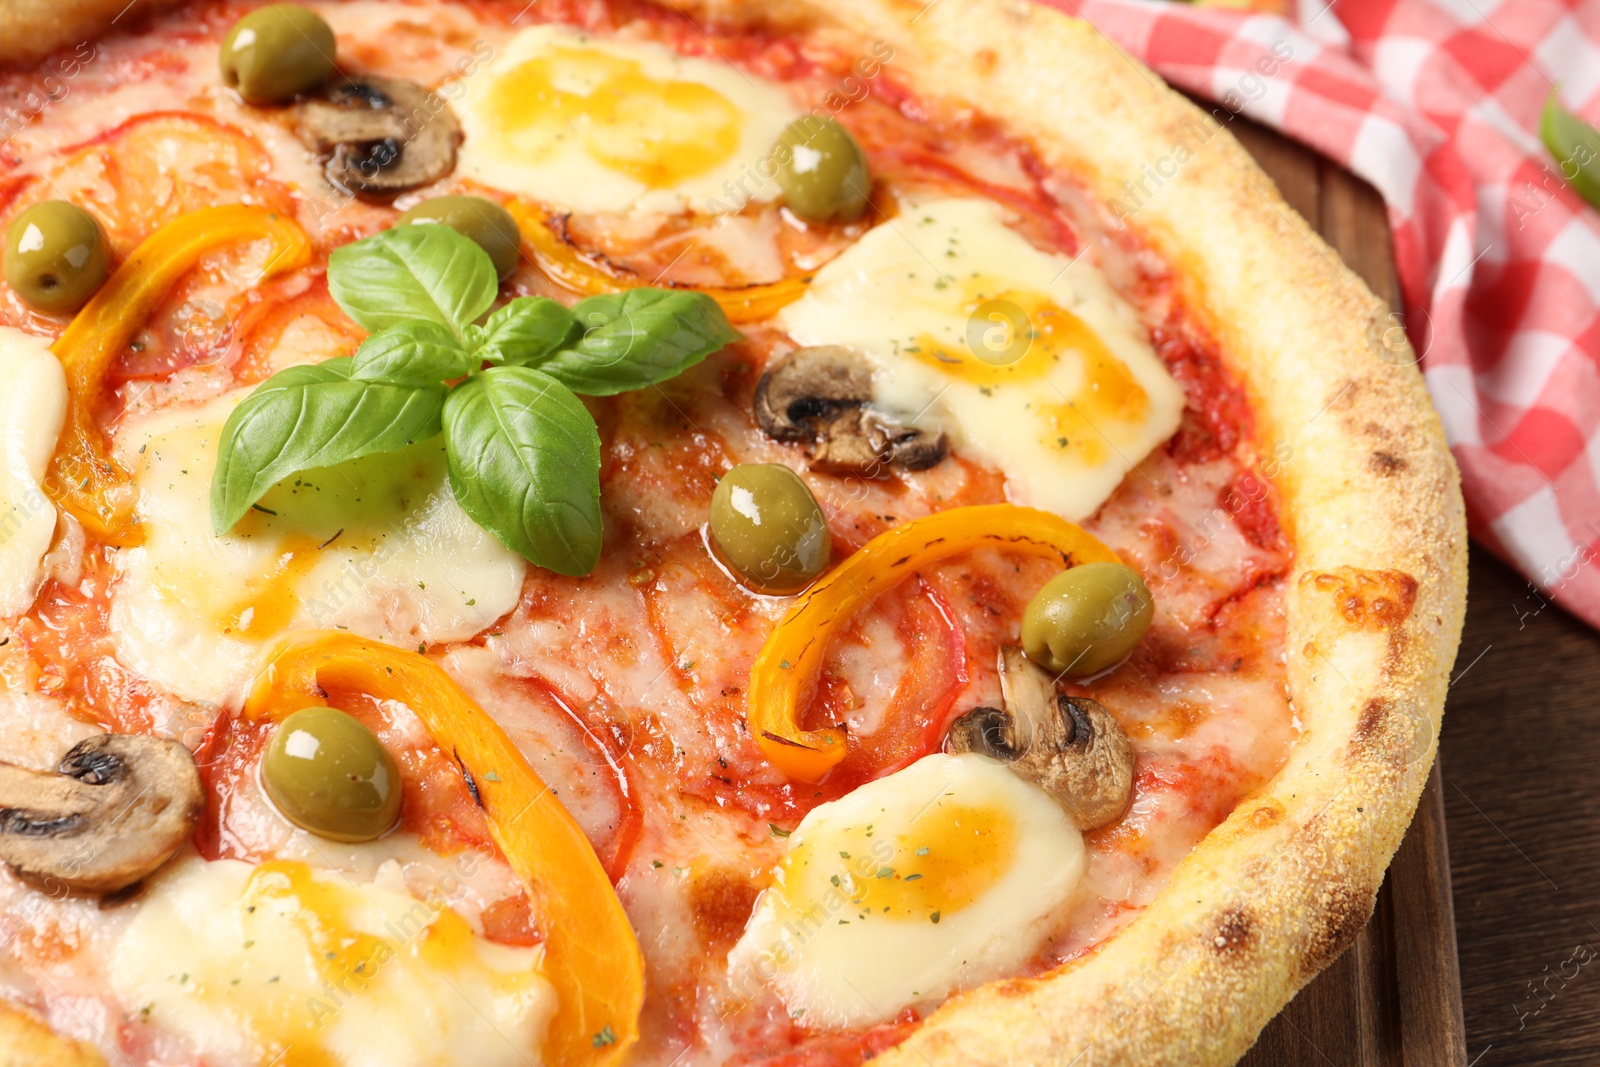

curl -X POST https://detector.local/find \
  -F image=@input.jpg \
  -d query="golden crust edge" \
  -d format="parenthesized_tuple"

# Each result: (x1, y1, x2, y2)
(0, 1003, 105, 1067)
(0, 1, 1468, 1064)
(0, 0, 186, 68)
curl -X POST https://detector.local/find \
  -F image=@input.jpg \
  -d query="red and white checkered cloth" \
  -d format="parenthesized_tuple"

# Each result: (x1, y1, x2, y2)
(1040, 0, 1600, 629)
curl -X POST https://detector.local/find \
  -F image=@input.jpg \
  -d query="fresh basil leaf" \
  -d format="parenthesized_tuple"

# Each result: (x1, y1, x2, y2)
(210, 358, 445, 534)
(476, 296, 577, 367)
(1541, 91, 1600, 211)
(327, 225, 498, 340)
(536, 288, 740, 396)
(442, 367, 602, 576)
(352, 320, 476, 385)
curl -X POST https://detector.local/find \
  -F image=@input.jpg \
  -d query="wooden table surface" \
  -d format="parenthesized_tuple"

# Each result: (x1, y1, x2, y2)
(1224, 115, 1600, 1067)
(1440, 550, 1600, 1067)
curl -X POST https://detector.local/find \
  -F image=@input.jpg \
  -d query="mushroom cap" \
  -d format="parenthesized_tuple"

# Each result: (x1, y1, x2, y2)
(295, 76, 461, 201)
(946, 646, 1134, 831)
(0, 734, 204, 896)
(754, 346, 947, 473)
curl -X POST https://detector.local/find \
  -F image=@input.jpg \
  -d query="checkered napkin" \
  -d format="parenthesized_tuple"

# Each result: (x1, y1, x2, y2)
(1038, 0, 1600, 629)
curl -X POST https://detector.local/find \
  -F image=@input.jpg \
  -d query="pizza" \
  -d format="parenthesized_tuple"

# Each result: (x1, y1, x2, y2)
(0, 1, 1466, 1065)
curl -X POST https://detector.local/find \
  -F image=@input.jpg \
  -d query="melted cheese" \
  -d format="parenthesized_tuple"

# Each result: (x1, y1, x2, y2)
(777, 198, 1186, 519)
(726, 753, 1084, 1029)
(456, 25, 799, 214)
(109, 390, 525, 706)
(0, 328, 66, 619)
(109, 856, 553, 1067)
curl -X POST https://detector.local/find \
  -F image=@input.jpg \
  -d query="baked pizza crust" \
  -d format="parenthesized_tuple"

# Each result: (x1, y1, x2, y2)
(0, 1, 1467, 1063)
(0, 1003, 105, 1067)
(0, 0, 184, 67)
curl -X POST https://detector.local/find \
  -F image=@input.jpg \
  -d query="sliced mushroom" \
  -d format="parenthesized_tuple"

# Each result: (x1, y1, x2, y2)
(0, 734, 204, 895)
(295, 76, 460, 200)
(947, 646, 1133, 831)
(754, 346, 947, 473)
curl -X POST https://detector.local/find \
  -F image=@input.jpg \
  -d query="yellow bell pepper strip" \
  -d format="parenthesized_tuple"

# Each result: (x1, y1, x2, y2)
(506, 199, 811, 324)
(242, 631, 644, 1067)
(747, 504, 1124, 782)
(47, 205, 311, 546)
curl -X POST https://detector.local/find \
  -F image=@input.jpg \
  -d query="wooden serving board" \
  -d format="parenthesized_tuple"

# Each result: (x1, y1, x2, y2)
(1218, 117, 1470, 1066)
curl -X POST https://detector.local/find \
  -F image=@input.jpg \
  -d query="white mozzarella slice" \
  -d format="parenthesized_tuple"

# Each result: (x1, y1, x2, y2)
(109, 390, 525, 706)
(777, 198, 1187, 519)
(726, 753, 1084, 1029)
(0, 328, 66, 619)
(456, 25, 799, 215)
(109, 855, 555, 1067)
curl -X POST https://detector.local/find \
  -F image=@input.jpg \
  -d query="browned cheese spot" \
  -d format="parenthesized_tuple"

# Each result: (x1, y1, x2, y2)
(689, 866, 761, 951)
(1302, 567, 1419, 631)
(1248, 801, 1285, 831)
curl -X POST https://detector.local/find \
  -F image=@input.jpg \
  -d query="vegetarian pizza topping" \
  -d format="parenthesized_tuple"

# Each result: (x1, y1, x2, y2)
(243, 631, 644, 1066)
(778, 197, 1188, 519)
(295, 75, 462, 199)
(707, 463, 832, 595)
(110, 855, 555, 1067)
(771, 115, 873, 223)
(506, 199, 818, 322)
(747, 504, 1122, 781)
(0, 733, 202, 895)
(259, 705, 403, 843)
(946, 646, 1135, 831)
(397, 195, 523, 281)
(726, 752, 1086, 1029)
(218, 3, 337, 104)
(48, 203, 311, 546)
(1020, 560, 1155, 677)
(0, 329, 65, 618)
(2, 201, 110, 314)
(210, 223, 739, 575)
(454, 25, 798, 215)
(753, 344, 949, 472)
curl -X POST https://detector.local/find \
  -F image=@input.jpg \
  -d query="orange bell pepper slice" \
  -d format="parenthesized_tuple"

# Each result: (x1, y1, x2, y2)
(506, 199, 811, 323)
(747, 504, 1123, 782)
(243, 631, 643, 1067)
(47, 204, 311, 546)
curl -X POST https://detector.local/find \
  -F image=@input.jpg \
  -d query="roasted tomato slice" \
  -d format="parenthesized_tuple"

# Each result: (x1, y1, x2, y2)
(192, 688, 495, 866)
(8, 113, 293, 254)
(645, 533, 969, 821)
(802, 580, 969, 801)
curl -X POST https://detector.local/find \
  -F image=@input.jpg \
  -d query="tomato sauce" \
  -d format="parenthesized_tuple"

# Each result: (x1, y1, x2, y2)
(14, 549, 160, 735)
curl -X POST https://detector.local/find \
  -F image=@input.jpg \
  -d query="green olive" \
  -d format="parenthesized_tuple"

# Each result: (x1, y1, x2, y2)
(398, 196, 521, 280)
(261, 706, 402, 842)
(773, 116, 871, 223)
(219, 4, 337, 105)
(709, 464, 831, 594)
(3, 201, 110, 313)
(1021, 562, 1154, 678)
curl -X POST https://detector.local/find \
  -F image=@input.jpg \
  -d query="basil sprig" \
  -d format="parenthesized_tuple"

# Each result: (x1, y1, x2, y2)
(211, 226, 739, 575)
(1540, 91, 1600, 211)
